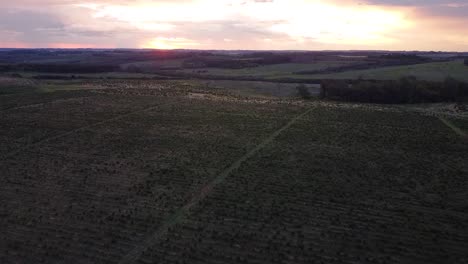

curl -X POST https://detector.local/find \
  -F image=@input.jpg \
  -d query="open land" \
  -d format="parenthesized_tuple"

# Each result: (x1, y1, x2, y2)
(1, 49, 468, 264)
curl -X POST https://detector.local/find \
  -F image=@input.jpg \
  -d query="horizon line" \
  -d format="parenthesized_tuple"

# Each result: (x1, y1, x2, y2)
(0, 48, 467, 53)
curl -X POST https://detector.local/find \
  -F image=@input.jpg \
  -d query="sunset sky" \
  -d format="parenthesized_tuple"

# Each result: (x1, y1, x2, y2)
(1, 0, 467, 51)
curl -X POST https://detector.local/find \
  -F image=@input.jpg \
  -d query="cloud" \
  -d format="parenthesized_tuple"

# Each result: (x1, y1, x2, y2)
(0, 0, 467, 51)
(0, 9, 63, 32)
(364, 0, 466, 6)
(363, 0, 468, 18)
(0, 9, 64, 44)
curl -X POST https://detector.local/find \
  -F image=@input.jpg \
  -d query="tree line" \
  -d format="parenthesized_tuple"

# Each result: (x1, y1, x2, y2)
(0, 64, 119, 73)
(320, 77, 468, 104)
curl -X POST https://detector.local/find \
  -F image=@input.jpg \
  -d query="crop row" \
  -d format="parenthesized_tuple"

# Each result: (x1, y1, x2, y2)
(0, 92, 303, 263)
(135, 106, 468, 264)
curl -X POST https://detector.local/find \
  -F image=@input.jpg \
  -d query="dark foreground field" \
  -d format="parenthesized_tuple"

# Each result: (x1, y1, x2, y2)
(1, 79, 468, 264)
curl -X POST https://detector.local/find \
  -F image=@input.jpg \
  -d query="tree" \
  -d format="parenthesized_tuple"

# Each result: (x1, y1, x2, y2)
(296, 84, 311, 99)
(442, 77, 461, 101)
(398, 76, 418, 103)
(321, 80, 348, 99)
(126, 65, 143, 73)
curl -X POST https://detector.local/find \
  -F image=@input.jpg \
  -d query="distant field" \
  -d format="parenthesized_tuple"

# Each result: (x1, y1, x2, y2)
(5, 59, 467, 84)
(2, 50, 467, 84)
(296, 60, 468, 82)
(1, 79, 468, 263)
(177, 61, 353, 78)
(121, 59, 186, 70)
(1, 60, 351, 83)
(200, 80, 320, 98)
(167, 60, 468, 83)
(4, 71, 167, 79)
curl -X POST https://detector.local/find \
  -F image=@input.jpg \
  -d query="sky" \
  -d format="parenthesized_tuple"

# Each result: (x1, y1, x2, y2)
(1, 0, 467, 51)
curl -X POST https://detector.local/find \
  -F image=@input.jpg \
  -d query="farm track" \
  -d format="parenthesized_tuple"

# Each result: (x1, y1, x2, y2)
(119, 107, 314, 264)
(438, 116, 467, 138)
(0, 100, 178, 161)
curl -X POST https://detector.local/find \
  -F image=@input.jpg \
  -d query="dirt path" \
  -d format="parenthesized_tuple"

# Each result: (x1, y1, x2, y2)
(0, 101, 177, 161)
(118, 107, 314, 264)
(438, 116, 467, 139)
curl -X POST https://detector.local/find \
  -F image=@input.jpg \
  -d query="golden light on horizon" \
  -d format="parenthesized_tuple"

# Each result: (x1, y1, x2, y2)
(86, 0, 410, 49)
(251, 1, 410, 45)
(143, 37, 200, 50)
(26, 0, 462, 51)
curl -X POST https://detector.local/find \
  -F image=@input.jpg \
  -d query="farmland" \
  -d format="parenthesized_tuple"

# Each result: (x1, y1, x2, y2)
(1, 76, 468, 264)
(175, 61, 354, 78)
(299, 60, 468, 82)
(3, 49, 467, 84)
(169, 60, 468, 83)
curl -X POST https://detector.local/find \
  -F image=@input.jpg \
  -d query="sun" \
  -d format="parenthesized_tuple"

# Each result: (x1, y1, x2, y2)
(143, 37, 200, 50)
(146, 38, 176, 50)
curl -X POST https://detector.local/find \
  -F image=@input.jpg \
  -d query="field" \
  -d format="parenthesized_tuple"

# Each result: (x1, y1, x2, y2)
(122, 59, 188, 71)
(5, 49, 466, 84)
(296, 60, 468, 82)
(175, 62, 354, 78)
(169, 60, 468, 83)
(1, 78, 468, 264)
(199, 80, 320, 98)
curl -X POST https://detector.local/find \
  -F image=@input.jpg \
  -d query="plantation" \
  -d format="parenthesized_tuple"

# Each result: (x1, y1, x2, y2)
(132, 106, 468, 264)
(1, 78, 467, 264)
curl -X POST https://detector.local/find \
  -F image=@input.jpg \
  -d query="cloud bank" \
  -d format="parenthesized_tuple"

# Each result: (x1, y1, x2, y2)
(1, 0, 467, 51)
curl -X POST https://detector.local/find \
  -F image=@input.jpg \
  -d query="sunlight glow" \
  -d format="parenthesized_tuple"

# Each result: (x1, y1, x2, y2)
(79, 0, 410, 48)
(143, 37, 200, 49)
(248, 0, 409, 44)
